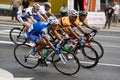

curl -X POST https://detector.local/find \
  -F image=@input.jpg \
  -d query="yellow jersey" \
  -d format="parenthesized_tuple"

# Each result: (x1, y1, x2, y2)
(55, 16, 83, 34)
(55, 16, 71, 34)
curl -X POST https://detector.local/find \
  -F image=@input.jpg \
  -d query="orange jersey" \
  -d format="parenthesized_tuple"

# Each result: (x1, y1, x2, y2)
(55, 16, 72, 34)
(55, 16, 82, 34)
(72, 16, 83, 26)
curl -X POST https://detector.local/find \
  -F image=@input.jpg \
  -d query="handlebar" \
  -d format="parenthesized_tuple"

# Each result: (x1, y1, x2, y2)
(84, 29, 98, 41)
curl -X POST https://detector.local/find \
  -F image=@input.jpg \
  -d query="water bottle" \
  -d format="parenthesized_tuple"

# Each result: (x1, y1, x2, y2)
(80, 39, 85, 45)
(67, 43, 73, 51)
(63, 43, 73, 51)
(56, 43, 60, 49)
(63, 45, 68, 51)
(44, 49, 49, 56)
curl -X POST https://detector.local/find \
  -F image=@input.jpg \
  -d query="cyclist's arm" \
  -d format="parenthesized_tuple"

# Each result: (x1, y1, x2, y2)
(29, 16, 37, 23)
(82, 21, 94, 30)
(68, 26, 80, 40)
(73, 22, 86, 34)
(41, 14, 48, 20)
(51, 26, 62, 40)
(37, 12, 46, 21)
(48, 11, 54, 16)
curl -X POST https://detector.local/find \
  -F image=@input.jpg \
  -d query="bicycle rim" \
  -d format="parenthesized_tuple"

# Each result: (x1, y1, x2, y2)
(52, 51, 80, 75)
(14, 44, 39, 69)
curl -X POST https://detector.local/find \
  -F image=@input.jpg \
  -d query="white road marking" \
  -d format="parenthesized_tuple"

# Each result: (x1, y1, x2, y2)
(0, 40, 14, 44)
(14, 78, 33, 80)
(80, 61, 120, 67)
(98, 62, 120, 67)
(0, 24, 22, 28)
(97, 35, 120, 39)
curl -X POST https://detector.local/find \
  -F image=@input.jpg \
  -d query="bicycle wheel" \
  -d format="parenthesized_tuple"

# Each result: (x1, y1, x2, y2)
(74, 45, 99, 69)
(9, 27, 27, 45)
(52, 51, 80, 75)
(87, 40, 104, 59)
(14, 44, 39, 69)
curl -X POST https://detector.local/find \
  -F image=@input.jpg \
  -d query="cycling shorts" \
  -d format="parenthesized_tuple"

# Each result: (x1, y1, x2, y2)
(16, 15, 28, 23)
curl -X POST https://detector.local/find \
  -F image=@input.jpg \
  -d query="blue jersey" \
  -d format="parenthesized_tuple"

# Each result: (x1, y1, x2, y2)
(32, 14, 41, 22)
(27, 22, 49, 42)
(32, 22, 48, 34)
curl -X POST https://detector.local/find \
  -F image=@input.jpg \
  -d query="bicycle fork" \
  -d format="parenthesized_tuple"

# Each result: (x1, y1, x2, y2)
(59, 53, 68, 64)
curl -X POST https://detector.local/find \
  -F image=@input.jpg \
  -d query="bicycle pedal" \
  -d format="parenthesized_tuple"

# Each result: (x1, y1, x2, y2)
(39, 59, 48, 67)
(39, 61, 48, 67)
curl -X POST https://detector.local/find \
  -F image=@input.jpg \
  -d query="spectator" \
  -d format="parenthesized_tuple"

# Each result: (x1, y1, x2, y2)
(22, 0, 30, 9)
(10, 0, 21, 20)
(60, 4, 67, 17)
(112, 1, 120, 27)
(103, 4, 114, 29)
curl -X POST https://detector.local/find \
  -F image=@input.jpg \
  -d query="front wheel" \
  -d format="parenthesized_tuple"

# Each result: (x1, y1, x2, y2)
(87, 40, 104, 59)
(14, 44, 39, 69)
(9, 27, 27, 45)
(74, 45, 99, 69)
(52, 51, 80, 75)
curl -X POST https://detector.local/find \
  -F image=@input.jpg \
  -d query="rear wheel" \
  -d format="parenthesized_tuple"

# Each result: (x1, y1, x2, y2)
(14, 44, 39, 69)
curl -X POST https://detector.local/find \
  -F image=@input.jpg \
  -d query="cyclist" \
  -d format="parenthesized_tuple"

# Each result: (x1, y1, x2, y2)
(76, 11, 97, 33)
(51, 10, 81, 40)
(32, 2, 54, 22)
(52, 10, 97, 39)
(17, 3, 46, 37)
(27, 16, 60, 59)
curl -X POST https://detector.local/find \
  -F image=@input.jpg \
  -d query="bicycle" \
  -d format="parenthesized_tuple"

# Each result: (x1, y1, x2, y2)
(48, 31, 99, 69)
(14, 39, 80, 75)
(9, 25, 27, 45)
(84, 30, 104, 59)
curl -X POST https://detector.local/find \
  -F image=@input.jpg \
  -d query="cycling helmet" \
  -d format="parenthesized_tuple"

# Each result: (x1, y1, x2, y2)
(79, 11, 88, 17)
(44, 2, 51, 8)
(33, 3, 40, 9)
(68, 10, 79, 16)
(48, 16, 58, 25)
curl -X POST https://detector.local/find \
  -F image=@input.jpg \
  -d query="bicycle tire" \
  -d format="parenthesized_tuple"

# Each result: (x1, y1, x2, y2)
(14, 44, 39, 69)
(74, 45, 99, 69)
(87, 40, 104, 59)
(9, 27, 27, 45)
(52, 51, 80, 75)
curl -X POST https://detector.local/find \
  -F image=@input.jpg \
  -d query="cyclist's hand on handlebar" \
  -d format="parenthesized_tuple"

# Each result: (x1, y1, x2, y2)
(84, 32, 89, 36)
(92, 29, 97, 33)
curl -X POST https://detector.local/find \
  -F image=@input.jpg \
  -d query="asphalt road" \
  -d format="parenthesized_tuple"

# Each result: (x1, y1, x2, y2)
(0, 24, 120, 80)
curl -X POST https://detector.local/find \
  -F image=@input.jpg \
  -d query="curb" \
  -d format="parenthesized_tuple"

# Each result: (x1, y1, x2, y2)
(0, 68, 14, 80)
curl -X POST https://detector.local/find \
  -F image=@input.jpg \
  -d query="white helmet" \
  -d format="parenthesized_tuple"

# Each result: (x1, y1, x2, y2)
(48, 16, 58, 25)
(68, 10, 78, 16)
(33, 3, 40, 9)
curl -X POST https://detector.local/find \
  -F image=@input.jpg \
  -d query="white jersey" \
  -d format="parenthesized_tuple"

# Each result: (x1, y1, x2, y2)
(39, 6, 46, 14)
(17, 7, 33, 17)
(17, 7, 33, 23)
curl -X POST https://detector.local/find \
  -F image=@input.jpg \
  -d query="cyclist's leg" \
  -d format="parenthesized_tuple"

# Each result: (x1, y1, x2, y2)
(41, 28, 56, 51)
